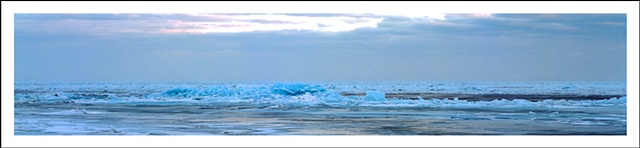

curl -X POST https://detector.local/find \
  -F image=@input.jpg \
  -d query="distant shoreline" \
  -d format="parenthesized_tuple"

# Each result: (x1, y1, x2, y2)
(341, 92, 626, 102)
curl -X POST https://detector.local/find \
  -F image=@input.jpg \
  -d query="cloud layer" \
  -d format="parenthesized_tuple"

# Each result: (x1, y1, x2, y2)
(13, 13, 627, 82)
(16, 13, 460, 34)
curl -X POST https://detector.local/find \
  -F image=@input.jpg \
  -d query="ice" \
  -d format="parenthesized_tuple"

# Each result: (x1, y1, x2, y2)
(15, 81, 626, 97)
(13, 81, 627, 108)
(110, 125, 122, 134)
(42, 108, 88, 115)
(362, 91, 385, 101)
(271, 82, 326, 96)
(324, 81, 625, 95)
(160, 82, 328, 100)
(13, 81, 627, 135)
(201, 85, 235, 96)
(162, 87, 200, 97)
(53, 92, 71, 98)
(291, 92, 317, 101)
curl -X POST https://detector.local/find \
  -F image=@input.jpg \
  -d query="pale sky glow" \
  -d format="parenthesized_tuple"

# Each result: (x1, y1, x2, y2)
(13, 13, 627, 82)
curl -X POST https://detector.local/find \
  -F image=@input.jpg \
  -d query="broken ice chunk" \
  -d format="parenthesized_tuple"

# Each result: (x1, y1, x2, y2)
(363, 91, 385, 101)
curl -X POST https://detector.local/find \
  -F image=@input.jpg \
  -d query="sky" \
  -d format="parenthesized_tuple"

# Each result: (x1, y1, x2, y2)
(14, 13, 627, 82)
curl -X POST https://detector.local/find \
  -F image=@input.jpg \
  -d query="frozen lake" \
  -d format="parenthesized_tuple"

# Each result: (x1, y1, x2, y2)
(14, 81, 627, 135)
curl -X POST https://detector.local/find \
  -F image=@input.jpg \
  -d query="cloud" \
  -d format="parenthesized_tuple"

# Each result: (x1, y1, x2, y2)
(13, 13, 627, 82)
(15, 14, 168, 36)
(160, 14, 385, 33)
(15, 14, 387, 35)
(15, 13, 624, 37)
(374, 13, 446, 20)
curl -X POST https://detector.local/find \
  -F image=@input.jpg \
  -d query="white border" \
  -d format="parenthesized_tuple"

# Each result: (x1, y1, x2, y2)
(2, 1, 638, 147)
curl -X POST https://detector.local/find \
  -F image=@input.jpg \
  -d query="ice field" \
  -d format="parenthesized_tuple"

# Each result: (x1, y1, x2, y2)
(14, 81, 627, 135)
